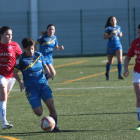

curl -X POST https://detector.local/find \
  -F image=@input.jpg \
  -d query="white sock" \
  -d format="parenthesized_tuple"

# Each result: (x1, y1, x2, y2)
(0, 102, 7, 124)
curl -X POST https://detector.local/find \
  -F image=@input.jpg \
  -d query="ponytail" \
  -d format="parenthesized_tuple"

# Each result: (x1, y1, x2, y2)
(41, 24, 55, 35)
(138, 24, 140, 29)
(105, 16, 114, 28)
(0, 28, 1, 40)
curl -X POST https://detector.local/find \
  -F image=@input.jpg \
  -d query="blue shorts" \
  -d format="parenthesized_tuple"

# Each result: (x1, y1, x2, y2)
(44, 55, 53, 66)
(106, 45, 122, 55)
(25, 83, 52, 109)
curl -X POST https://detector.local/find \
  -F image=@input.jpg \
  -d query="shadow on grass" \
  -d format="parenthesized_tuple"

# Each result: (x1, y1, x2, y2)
(0, 128, 135, 137)
(0, 131, 53, 136)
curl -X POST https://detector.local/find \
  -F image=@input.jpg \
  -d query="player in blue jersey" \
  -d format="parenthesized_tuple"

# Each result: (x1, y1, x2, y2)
(35, 24, 64, 77)
(104, 16, 124, 80)
(13, 37, 61, 132)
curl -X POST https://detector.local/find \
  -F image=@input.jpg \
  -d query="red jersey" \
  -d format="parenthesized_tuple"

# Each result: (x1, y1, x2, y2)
(127, 38, 140, 73)
(0, 41, 22, 79)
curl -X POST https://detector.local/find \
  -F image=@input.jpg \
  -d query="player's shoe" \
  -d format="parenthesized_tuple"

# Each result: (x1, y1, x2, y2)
(118, 75, 124, 80)
(1, 122, 13, 130)
(52, 127, 62, 132)
(135, 125, 140, 130)
(105, 73, 110, 80)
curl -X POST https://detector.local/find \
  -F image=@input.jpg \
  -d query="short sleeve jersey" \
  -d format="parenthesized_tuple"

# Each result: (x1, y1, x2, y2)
(0, 41, 22, 79)
(127, 38, 140, 73)
(104, 25, 122, 47)
(14, 52, 47, 87)
(36, 34, 58, 56)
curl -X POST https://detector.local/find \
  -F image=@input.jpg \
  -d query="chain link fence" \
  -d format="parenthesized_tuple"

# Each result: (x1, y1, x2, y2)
(0, 8, 139, 56)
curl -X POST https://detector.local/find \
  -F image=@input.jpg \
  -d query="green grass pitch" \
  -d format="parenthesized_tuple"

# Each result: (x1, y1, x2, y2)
(0, 55, 139, 140)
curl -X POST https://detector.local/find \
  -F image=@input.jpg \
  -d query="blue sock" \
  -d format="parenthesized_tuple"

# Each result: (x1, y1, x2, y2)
(117, 62, 123, 76)
(106, 62, 111, 75)
(137, 113, 140, 123)
(136, 107, 140, 123)
(50, 116, 57, 127)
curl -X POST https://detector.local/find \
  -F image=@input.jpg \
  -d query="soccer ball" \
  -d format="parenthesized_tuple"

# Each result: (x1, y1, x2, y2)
(40, 116, 55, 132)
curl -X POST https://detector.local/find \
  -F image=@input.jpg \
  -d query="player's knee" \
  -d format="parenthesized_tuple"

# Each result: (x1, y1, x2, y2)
(137, 98, 140, 104)
(33, 108, 43, 116)
(35, 111, 43, 116)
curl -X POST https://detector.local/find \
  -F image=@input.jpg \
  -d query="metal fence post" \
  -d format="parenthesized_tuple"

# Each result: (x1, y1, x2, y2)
(133, 7, 136, 39)
(80, 9, 83, 54)
(128, 0, 131, 47)
(27, 11, 30, 37)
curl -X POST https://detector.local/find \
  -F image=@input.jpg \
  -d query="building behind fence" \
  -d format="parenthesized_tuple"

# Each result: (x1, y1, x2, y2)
(0, 1, 140, 56)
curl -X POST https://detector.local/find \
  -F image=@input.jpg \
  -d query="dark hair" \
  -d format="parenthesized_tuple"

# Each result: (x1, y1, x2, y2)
(138, 24, 140, 29)
(0, 26, 11, 40)
(21, 37, 35, 49)
(41, 24, 55, 35)
(105, 16, 115, 28)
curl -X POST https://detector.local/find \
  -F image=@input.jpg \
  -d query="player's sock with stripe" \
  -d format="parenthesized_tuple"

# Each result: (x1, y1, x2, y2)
(50, 116, 57, 127)
(0, 102, 7, 124)
(117, 62, 123, 76)
(106, 62, 111, 75)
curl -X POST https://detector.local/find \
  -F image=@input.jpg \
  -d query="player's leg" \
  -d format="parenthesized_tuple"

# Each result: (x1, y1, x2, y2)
(7, 77, 16, 96)
(26, 86, 43, 116)
(134, 82, 140, 130)
(115, 48, 124, 79)
(44, 98, 61, 132)
(44, 55, 56, 77)
(41, 83, 61, 132)
(0, 84, 8, 128)
(44, 98, 57, 119)
(105, 54, 114, 80)
(0, 75, 13, 129)
(33, 106, 43, 116)
(132, 72, 140, 130)
(1, 77, 16, 129)
(41, 85, 57, 125)
(48, 64, 56, 76)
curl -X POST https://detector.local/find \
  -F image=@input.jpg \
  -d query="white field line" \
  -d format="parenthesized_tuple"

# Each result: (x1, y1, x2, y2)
(101, 56, 125, 63)
(11, 86, 133, 91)
(52, 86, 133, 90)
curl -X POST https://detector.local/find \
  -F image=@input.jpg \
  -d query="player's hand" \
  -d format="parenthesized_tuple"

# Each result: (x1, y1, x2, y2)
(19, 81, 24, 92)
(124, 70, 129, 78)
(45, 73, 54, 80)
(112, 33, 117, 36)
(60, 45, 64, 50)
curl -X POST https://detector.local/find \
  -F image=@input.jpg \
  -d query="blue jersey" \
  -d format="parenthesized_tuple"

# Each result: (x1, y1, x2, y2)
(36, 34, 58, 56)
(14, 52, 47, 87)
(104, 25, 122, 47)
(36, 34, 58, 65)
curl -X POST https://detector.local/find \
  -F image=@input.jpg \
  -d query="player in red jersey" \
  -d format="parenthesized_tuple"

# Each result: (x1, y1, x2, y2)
(0, 26, 22, 129)
(124, 24, 140, 130)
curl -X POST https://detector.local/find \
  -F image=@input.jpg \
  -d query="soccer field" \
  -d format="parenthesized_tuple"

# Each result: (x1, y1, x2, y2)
(0, 55, 139, 140)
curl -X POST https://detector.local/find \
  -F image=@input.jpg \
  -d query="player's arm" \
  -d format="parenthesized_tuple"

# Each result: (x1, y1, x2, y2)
(103, 33, 116, 40)
(55, 45, 64, 51)
(124, 56, 131, 78)
(13, 69, 24, 92)
(34, 41, 39, 52)
(118, 32, 123, 38)
(43, 64, 54, 80)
